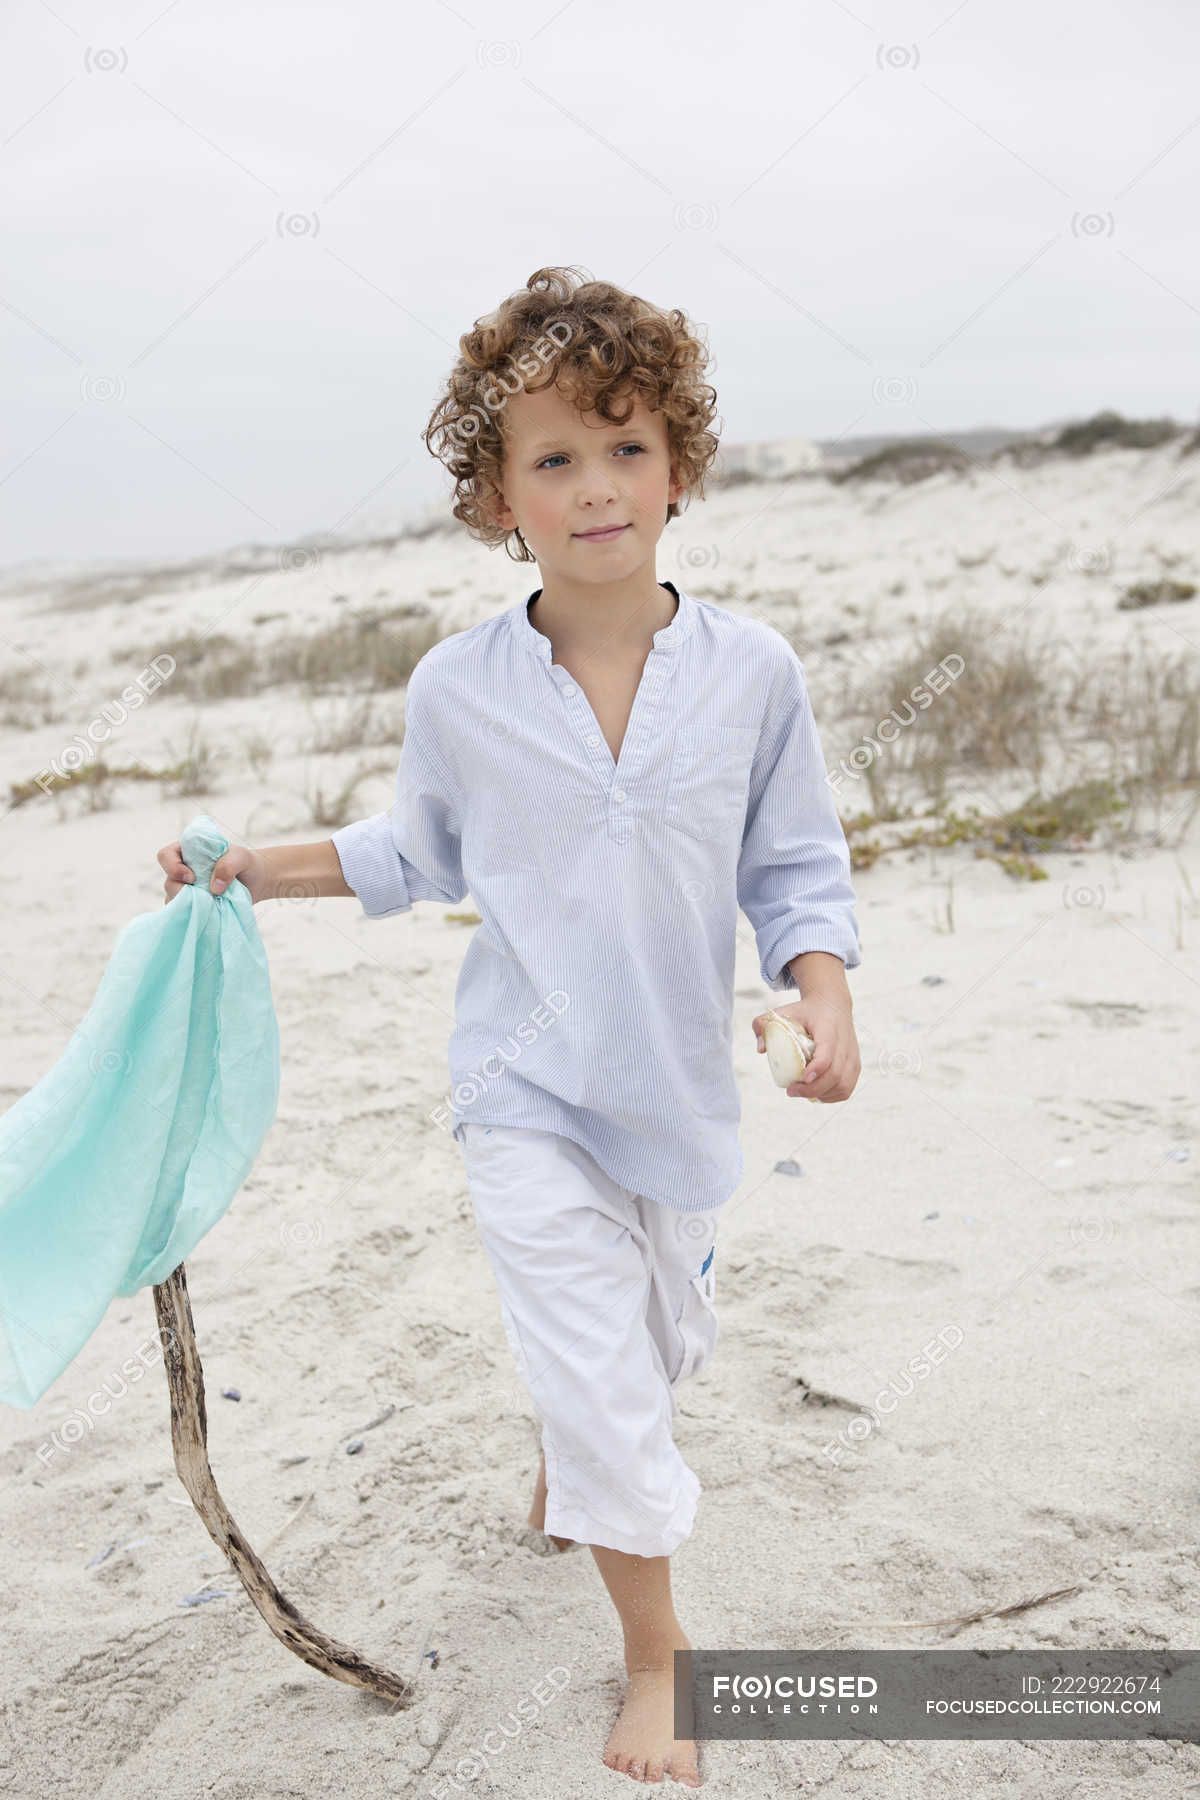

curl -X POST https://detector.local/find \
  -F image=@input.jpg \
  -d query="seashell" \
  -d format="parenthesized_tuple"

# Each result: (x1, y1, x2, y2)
(761, 1010, 818, 1092)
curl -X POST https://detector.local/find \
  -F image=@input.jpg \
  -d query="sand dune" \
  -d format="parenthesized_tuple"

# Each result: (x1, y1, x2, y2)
(1, 432, 1197, 1796)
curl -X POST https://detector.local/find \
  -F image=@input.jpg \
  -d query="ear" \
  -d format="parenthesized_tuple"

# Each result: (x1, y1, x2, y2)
(667, 465, 685, 507)
(487, 487, 517, 531)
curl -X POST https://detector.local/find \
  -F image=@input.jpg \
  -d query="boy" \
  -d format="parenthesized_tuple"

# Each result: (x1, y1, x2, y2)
(157, 265, 862, 1786)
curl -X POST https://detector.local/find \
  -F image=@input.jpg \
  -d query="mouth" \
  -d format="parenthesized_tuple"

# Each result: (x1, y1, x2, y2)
(573, 523, 630, 542)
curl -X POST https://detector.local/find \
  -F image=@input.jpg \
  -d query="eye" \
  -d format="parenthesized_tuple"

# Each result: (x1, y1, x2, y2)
(534, 442, 647, 471)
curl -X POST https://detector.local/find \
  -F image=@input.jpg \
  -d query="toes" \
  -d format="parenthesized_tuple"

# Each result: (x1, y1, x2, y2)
(643, 1758, 666, 1782)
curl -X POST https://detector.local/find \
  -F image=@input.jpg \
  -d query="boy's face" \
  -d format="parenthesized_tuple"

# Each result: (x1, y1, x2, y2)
(490, 380, 684, 582)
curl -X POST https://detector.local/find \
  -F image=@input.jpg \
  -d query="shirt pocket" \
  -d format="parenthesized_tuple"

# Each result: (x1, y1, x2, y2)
(665, 723, 759, 841)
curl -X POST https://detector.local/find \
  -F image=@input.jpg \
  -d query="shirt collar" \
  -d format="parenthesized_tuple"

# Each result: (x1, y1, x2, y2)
(511, 579, 694, 662)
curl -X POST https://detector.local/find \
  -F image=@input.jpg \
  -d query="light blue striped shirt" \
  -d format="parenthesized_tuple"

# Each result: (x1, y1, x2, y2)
(330, 580, 861, 1213)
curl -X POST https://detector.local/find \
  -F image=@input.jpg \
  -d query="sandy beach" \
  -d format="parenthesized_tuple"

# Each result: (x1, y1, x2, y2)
(1, 429, 1198, 1797)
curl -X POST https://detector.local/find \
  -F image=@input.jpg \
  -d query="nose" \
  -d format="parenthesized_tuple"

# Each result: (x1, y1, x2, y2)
(577, 458, 622, 506)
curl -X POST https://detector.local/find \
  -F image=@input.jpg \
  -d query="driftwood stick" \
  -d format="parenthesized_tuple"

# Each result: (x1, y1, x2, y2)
(152, 1261, 414, 1707)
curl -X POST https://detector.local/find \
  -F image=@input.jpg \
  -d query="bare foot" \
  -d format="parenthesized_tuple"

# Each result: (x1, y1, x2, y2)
(528, 1450, 573, 1553)
(603, 1630, 700, 1787)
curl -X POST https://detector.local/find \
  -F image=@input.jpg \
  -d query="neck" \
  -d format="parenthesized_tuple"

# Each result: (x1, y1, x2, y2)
(527, 574, 678, 656)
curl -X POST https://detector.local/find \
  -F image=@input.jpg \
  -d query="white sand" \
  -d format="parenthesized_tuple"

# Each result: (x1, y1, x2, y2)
(1, 440, 1198, 1797)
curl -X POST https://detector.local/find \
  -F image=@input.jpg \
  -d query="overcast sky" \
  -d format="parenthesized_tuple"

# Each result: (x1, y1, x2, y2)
(2, 0, 1197, 570)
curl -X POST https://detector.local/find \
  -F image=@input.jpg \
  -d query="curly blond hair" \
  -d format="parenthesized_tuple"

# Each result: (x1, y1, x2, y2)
(422, 265, 721, 563)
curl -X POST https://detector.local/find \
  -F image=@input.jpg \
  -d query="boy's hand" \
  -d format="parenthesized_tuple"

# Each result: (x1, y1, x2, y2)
(752, 998, 861, 1103)
(156, 840, 270, 906)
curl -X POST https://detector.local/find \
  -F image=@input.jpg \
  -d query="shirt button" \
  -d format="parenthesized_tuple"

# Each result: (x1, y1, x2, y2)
(586, 733, 601, 747)
(612, 788, 626, 803)
(562, 683, 576, 697)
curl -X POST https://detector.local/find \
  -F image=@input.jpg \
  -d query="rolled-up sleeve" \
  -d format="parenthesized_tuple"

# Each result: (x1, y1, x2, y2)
(330, 661, 466, 920)
(737, 644, 861, 989)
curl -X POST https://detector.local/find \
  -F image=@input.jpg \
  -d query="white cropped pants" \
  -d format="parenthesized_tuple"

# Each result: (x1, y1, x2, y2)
(458, 1123, 720, 1559)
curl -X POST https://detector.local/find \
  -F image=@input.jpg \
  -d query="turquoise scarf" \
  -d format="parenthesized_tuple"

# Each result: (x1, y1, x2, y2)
(0, 815, 279, 1409)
